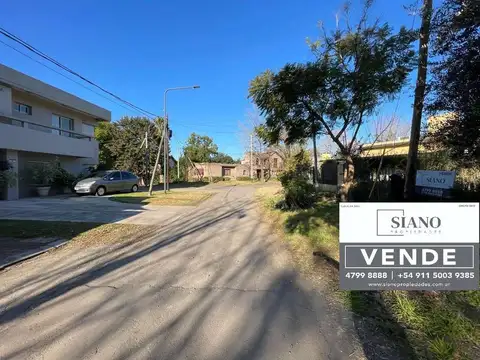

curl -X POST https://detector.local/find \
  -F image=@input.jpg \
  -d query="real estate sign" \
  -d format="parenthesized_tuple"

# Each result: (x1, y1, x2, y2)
(415, 170, 456, 197)
(339, 203, 479, 291)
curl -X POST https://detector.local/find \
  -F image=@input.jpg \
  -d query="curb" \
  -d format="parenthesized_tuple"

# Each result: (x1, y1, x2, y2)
(0, 239, 70, 271)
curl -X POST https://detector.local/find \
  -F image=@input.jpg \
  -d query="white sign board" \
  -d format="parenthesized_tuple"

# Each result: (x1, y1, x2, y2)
(339, 203, 479, 291)
(415, 170, 456, 189)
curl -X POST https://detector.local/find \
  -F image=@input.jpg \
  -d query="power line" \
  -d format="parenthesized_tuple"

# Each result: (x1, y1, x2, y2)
(0, 26, 159, 119)
(0, 39, 150, 117)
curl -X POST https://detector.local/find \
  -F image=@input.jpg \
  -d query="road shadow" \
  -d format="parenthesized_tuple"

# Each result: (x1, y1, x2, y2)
(310, 250, 419, 360)
(0, 188, 364, 360)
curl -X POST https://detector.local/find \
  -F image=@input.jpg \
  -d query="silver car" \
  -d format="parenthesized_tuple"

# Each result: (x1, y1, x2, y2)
(74, 170, 139, 196)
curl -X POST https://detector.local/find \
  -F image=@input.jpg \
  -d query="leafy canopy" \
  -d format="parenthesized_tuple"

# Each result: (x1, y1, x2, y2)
(183, 133, 219, 163)
(95, 116, 164, 179)
(249, 4, 416, 158)
(426, 0, 480, 164)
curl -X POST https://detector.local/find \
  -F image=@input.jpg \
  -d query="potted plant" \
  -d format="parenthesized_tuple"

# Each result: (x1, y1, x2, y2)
(51, 163, 76, 194)
(30, 162, 56, 196)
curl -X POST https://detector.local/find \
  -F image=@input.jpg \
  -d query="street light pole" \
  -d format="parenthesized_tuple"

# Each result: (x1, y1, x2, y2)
(162, 85, 200, 194)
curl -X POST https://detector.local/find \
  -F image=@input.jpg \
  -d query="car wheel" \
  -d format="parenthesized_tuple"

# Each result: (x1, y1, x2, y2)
(131, 184, 139, 193)
(95, 186, 106, 196)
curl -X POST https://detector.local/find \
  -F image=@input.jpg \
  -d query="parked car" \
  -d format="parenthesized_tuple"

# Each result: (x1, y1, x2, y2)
(74, 170, 139, 196)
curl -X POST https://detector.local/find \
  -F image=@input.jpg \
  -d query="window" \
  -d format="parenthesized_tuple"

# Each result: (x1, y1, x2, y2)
(82, 123, 95, 137)
(223, 168, 232, 176)
(255, 158, 259, 165)
(121, 171, 136, 179)
(273, 158, 278, 168)
(14, 102, 32, 115)
(106, 171, 121, 181)
(52, 115, 74, 137)
(243, 170, 246, 175)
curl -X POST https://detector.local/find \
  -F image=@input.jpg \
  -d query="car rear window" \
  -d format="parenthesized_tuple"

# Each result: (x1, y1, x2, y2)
(121, 171, 136, 179)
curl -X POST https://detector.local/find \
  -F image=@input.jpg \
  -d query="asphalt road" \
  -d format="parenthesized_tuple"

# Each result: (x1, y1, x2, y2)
(0, 186, 373, 359)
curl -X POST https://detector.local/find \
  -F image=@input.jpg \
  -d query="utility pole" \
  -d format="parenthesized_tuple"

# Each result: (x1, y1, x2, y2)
(162, 85, 200, 194)
(312, 132, 318, 185)
(404, 0, 433, 200)
(145, 131, 149, 185)
(164, 120, 169, 193)
(148, 128, 165, 196)
(177, 151, 180, 180)
(250, 133, 253, 179)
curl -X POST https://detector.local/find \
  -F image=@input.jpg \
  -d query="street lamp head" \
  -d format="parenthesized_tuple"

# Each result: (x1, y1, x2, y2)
(193, 85, 200, 89)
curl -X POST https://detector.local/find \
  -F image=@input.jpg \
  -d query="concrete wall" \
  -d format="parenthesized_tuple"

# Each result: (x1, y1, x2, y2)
(0, 122, 99, 160)
(0, 149, 6, 200)
(11, 89, 99, 133)
(235, 164, 250, 177)
(0, 87, 101, 160)
(0, 64, 110, 121)
(0, 85, 12, 116)
(189, 163, 251, 180)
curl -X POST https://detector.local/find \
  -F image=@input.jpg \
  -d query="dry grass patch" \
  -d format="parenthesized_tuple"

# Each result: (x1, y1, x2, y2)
(0, 220, 155, 248)
(110, 191, 213, 206)
(256, 187, 480, 360)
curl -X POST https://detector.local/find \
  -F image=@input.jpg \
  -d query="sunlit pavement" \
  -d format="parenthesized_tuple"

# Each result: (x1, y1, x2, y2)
(0, 186, 404, 360)
(0, 195, 187, 225)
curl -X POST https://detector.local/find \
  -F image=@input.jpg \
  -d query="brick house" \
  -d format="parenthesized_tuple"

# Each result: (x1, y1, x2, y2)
(188, 162, 250, 181)
(240, 150, 285, 179)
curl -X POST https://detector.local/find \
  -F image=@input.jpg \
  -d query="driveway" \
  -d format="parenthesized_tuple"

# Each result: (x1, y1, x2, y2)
(0, 186, 409, 360)
(0, 195, 192, 225)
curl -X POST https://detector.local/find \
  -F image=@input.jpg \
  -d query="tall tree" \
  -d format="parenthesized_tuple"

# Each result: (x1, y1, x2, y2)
(211, 152, 237, 164)
(426, 0, 480, 165)
(249, 2, 417, 200)
(96, 116, 165, 182)
(182, 133, 218, 163)
(95, 121, 116, 169)
(404, 0, 433, 200)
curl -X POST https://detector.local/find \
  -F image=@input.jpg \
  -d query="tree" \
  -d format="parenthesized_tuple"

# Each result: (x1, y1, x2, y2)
(238, 107, 270, 180)
(426, 0, 480, 165)
(278, 149, 316, 209)
(404, 0, 433, 200)
(95, 121, 116, 170)
(211, 152, 237, 164)
(183, 133, 218, 163)
(239, 106, 300, 181)
(96, 116, 165, 182)
(249, 2, 417, 200)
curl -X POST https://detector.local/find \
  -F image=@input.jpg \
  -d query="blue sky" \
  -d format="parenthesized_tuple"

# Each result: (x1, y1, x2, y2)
(0, 0, 419, 159)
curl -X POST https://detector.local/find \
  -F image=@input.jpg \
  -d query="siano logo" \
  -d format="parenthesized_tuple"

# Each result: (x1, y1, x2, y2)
(391, 216, 441, 229)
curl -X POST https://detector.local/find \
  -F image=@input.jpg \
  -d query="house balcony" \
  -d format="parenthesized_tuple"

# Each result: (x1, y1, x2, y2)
(0, 115, 98, 159)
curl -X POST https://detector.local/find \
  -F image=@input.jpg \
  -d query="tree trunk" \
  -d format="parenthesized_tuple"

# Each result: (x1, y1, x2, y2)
(404, 0, 433, 200)
(339, 155, 355, 202)
(312, 133, 319, 185)
(261, 157, 265, 182)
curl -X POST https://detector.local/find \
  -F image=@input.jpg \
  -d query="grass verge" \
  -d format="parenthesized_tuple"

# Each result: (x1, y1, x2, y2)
(0, 220, 154, 248)
(256, 186, 480, 360)
(110, 191, 213, 206)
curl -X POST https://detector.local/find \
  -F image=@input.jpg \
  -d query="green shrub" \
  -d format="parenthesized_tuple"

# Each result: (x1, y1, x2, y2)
(0, 161, 16, 188)
(236, 176, 253, 181)
(282, 180, 316, 208)
(28, 162, 57, 186)
(278, 150, 316, 209)
(210, 176, 224, 183)
(51, 165, 76, 189)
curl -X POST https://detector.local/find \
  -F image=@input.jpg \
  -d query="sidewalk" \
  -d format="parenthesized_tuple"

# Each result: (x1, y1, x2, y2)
(0, 237, 69, 270)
